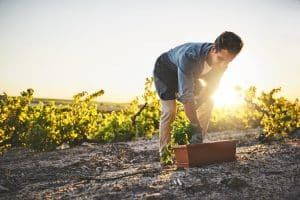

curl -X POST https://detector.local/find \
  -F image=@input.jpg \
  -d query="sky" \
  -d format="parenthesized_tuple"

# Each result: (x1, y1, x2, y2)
(0, 0, 299, 106)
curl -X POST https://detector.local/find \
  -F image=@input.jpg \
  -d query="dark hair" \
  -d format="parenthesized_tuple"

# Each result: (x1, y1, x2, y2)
(214, 31, 243, 55)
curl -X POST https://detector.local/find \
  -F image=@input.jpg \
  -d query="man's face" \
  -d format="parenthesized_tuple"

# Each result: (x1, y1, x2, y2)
(207, 47, 236, 69)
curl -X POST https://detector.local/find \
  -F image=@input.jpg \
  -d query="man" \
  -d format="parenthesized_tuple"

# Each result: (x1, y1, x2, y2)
(153, 31, 243, 162)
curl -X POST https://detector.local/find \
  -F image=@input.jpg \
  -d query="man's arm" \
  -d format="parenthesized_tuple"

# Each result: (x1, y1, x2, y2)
(177, 69, 201, 127)
(177, 45, 204, 126)
(196, 65, 227, 107)
(194, 84, 211, 107)
(183, 101, 200, 126)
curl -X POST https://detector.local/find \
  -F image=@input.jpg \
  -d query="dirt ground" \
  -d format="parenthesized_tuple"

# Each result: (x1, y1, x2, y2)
(0, 129, 299, 200)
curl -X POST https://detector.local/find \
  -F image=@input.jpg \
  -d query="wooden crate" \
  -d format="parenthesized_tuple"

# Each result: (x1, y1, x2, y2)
(173, 140, 237, 167)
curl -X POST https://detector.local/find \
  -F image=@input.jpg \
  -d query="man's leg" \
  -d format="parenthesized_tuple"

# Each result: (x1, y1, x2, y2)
(159, 99, 176, 155)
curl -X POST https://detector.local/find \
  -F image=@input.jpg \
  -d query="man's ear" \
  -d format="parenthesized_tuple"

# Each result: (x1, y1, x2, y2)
(211, 46, 217, 54)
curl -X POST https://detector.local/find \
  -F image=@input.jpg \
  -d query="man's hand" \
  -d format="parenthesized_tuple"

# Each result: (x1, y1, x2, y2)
(190, 123, 203, 144)
(182, 102, 203, 144)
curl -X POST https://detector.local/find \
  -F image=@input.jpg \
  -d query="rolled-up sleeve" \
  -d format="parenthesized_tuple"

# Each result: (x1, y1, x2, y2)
(166, 43, 210, 103)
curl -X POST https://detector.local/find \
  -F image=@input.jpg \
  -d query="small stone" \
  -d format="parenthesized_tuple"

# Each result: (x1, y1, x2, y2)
(0, 185, 9, 192)
(221, 177, 248, 189)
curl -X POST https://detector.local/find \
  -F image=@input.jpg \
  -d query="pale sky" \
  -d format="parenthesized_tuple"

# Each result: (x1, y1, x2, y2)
(0, 0, 299, 106)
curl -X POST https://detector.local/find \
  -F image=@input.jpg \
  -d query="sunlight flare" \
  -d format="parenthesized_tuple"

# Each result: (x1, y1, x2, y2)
(212, 85, 243, 108)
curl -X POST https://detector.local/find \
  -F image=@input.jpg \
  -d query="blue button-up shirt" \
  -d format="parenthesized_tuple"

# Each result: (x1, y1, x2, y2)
(167, 42, 213, 103)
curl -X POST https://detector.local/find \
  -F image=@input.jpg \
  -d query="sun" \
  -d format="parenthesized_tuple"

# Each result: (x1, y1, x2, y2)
(211, 78, 244, 108)
(212, 86, 243, 107)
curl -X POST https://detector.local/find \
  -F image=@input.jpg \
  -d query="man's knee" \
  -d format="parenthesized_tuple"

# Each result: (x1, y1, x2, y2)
(161, 109, 176, 123)
(161, 103, 176, 120)
(165, 108, 176, 120)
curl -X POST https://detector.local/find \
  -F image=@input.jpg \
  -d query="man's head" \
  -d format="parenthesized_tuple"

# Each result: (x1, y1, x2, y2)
(214, 31, 243, 55)
(207, 31, 243, 68)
